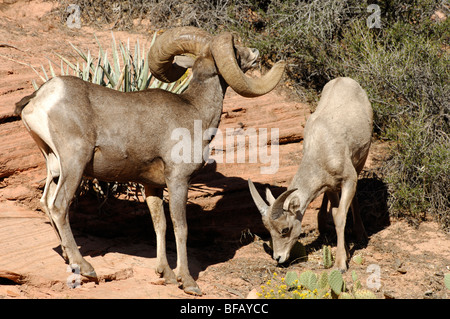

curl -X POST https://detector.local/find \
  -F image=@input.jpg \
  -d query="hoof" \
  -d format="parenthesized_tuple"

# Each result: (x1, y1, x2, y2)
(82, 270, 98, 280)
(184, 285, 203, 296)
(178, 274, 202, 296)
(336, 264, 348, 273)
(164, 275, 178, 285)
(156, 266, 177, 285)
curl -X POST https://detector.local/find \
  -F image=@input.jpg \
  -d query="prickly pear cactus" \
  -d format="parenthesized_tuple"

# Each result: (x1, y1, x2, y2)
(354, 289, 377, 299)
(322, 245, 333, 269)
(328, 270, 344, 295)
(285, 271, 299, 287)
(352, 254, 364, 265)
(316, 271, 329, 298)
(338, 292, 354, 299)
(298, 270, 318, 291)
(318, 271, 328, 289)
(351, 270, 362, 291)
(445, 273, 450, 290)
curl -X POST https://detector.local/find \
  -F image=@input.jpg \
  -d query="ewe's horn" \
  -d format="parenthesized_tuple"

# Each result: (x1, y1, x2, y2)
(149, 27, 212, 83)
(248, 179, 268, 216)
(210, 33, 286, 98)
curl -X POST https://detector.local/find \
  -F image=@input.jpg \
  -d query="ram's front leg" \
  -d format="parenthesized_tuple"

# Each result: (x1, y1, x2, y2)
(166, 177, 202, 296)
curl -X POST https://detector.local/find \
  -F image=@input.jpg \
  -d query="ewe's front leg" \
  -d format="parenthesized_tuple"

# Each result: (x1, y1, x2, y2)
(144, 186, 177, 284)
(166, 178, 202, 296)
(332, 180, 356, 272)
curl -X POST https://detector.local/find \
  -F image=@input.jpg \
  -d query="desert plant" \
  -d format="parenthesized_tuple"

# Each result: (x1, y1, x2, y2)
(352, 254, 364, 265)
(298, 270, 318, 291)
(56, 0, 255, 32)
(32, 32, 191, 93)
(328, 269, 345, 296)
(259, 269, 377, 299)
(322, 245, 333, 269)
(445, 273, 450, 290)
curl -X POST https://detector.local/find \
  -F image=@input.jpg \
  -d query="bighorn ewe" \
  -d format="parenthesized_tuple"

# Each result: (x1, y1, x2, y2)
(15, 27, 285, 295)
(249, 77, 373, 271)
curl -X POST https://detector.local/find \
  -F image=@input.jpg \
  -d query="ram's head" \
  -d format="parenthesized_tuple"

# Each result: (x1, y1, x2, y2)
(148, 26, 286, 97)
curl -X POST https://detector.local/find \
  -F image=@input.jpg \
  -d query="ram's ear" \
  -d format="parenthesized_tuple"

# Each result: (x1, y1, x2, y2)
(174, 55, 196, 69)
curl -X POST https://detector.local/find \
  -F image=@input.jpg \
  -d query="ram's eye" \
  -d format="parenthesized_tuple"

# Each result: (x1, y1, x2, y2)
(281, 227, 290, 235)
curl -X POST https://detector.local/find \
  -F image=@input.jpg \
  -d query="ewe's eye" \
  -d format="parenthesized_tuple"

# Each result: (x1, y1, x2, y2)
(281, 227, 290, 236)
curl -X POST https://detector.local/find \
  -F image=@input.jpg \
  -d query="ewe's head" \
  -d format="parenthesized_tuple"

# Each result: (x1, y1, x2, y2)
(148, 27, 285, 97)
(248, 179, 302, 264)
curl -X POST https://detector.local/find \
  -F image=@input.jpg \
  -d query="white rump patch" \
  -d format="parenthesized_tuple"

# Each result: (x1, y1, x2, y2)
(22, 77, 66, 207)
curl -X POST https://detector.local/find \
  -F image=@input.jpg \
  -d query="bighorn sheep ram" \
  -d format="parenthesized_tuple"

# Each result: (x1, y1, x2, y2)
(249, 77, 373, 271)
(15, 27, 285, 295)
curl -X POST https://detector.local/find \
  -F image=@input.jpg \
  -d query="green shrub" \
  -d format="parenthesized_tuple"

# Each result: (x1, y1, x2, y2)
(234, 0, 450, 229)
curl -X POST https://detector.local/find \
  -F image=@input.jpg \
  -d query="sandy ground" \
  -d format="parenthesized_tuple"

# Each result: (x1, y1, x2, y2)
(0, 0, 449, 299)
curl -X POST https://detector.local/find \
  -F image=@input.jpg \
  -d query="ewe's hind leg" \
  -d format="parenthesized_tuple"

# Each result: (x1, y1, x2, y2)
(317, 193, 328, 234)
(318, 191, 340, 235)
(352, 154, 369, 242)
(350, 195, 368, 242)
(48, 157, 96, 279)
(144, 185, 177, 284)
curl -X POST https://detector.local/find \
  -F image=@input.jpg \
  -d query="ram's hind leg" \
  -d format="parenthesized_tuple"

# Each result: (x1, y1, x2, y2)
(41, 160, 73, 261)
(30, 133, 70, 259)
(46, 152, 97, 278)
(144, 185, 177, 284)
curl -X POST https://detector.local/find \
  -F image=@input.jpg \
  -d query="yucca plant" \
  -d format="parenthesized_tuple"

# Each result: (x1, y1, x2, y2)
(32, 32, 191, 93)
(30, 32, 193, 205)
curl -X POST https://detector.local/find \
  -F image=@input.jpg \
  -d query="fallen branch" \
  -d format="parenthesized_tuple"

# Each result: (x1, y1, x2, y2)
(0, 43, 28, 53)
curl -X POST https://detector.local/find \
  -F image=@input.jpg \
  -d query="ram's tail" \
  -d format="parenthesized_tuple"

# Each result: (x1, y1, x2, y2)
(14, 90, 37, 116)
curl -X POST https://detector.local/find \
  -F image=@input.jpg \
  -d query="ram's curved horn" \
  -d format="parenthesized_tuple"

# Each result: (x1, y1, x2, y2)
(148, 27, 212, 83)
(210, 33, 286, 97)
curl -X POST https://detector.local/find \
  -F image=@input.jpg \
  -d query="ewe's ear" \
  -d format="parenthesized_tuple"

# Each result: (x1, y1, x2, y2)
(286, 196, 300, 216)
(271, 189, 297, 220)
